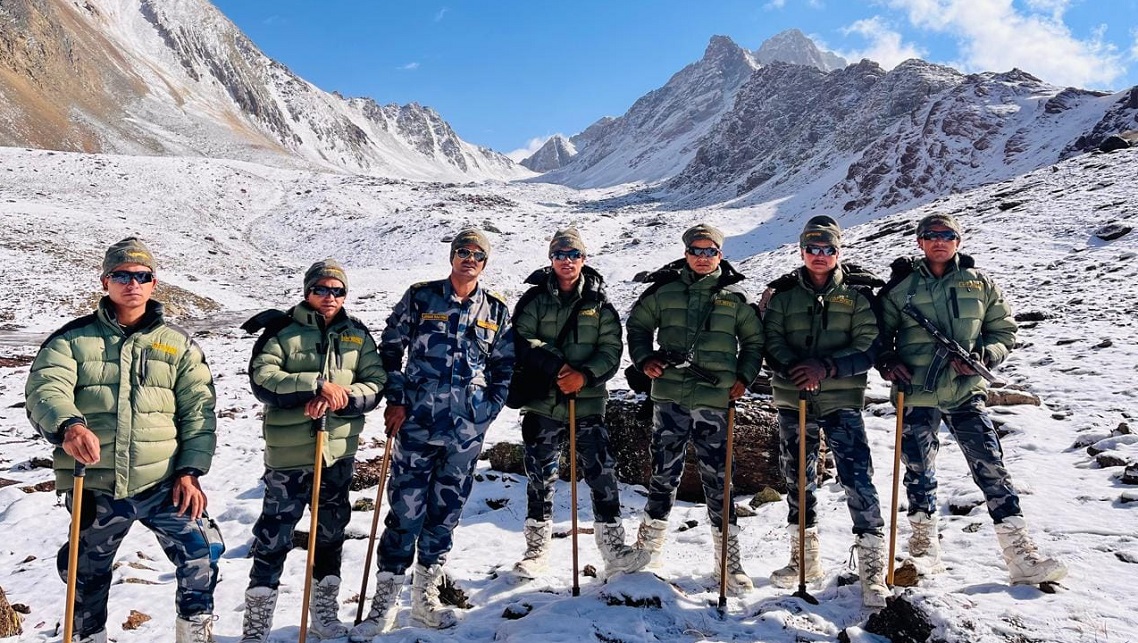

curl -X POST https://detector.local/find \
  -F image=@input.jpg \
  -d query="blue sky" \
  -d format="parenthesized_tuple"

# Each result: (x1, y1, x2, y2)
(212, 1, 1138, 159)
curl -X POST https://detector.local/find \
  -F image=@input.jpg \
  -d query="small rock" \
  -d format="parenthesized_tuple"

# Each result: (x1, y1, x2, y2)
(1120, 490, 1138, 504)
(484, 498, 508, 510)
(749, 487, 783, 507)
(963, 522, 983, 533)
(502, 603, 532, 620)
(1115, 551, 1138, 564)
(986, 389, 1041, 407)
(735, 504, 758, 518)
(1115, 422, 1131, 436)
(891, 559, 921, 587)
(1121, 464, 1138, 485)
(583, 564, 597, 578)
(948, 496, 984, 515)
(1014, 311, 1050, 322)
(1096, 453, 1129, 468)
(1095, 339, 1114, 349)
(122, 610, 151, 630)
(352, 497, 375, 512)
(676, 520, 700, 532)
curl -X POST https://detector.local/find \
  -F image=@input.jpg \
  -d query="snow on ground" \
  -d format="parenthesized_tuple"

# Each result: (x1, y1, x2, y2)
(1, 145, 1136, 642)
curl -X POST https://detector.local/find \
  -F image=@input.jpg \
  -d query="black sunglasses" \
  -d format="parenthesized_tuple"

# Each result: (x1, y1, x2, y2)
(803, 245, 838, 257)
(550, 249, 584, 261)
(686, 246, 721, 257)
(454, 248, 487, 262)
(918, 230, 959, 242)
(107, 270, 155, 284)
(308, 285, 347, 298)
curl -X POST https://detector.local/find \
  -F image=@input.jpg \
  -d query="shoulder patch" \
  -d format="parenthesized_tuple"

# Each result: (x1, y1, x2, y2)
(149, 342, 180, 356)
(580, 307, 599, 317)
(957, 279, 985, 291)
(421, 312, 449, 321)
(476, 319, 500, 331)
(486, 289, 508, 305)
(827, 294, 854, 307)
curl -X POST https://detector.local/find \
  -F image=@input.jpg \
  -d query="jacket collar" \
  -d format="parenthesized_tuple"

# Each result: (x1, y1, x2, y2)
(524, 264, 607, 302)
(97, 297, 164, 335)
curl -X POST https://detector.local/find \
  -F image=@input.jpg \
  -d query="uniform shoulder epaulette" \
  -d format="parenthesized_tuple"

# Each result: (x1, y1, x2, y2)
(486, 289, 509, 305)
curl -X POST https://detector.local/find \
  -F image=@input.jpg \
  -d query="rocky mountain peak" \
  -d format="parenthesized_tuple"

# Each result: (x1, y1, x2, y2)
(520, 135, 577, 173)
(755, 28, 847, 72)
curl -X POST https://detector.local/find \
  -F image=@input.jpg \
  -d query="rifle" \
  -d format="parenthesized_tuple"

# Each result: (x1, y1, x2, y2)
(901, 301, 1005, 391)
(658, 349, 721, 386)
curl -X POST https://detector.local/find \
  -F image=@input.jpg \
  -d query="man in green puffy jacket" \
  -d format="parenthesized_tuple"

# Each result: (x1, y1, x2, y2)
(240, 259, 386, 642)
(510, 228, 650, 579)
(626, 223, 763, 594)
(877, 213, 1066, 586)
(762, 216, 888, 607)
(25, 237, 222, 643)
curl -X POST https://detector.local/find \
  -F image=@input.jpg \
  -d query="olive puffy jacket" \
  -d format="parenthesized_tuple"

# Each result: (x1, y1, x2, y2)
(763, 264, 883, 416)
(249, 304, 386, 470)
(25, 299, 217, 499)
(512, 265, 622, 421)
(878, 254, 1016, 409)
(627, 260, 763, 410)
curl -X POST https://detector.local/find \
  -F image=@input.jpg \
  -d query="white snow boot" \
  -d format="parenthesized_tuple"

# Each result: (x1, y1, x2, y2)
(712, 524, 754, 594)
(175, 613, 215, 643)
(595, 520, 652, 574)
(513, 519, 552, 578)
(635, 515, 669, 568)
(995, 516, 1068, 585)
(308, 575, 349, 640)
(855, 533, 890, 608)
(349, 571, 405, 641)
(410, 563, 457, 629)
(908, 512, 946, 573)
(238, 586, 278, 643)
(770, 524, 824, 588)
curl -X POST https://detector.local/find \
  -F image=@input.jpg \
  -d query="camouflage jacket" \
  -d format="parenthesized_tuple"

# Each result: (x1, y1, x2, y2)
(381, 278, 515, 440)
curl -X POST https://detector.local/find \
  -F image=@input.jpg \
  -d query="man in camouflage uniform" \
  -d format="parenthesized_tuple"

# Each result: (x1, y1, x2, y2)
(626, 223, 763, 594)
(25, 238, 222, 643)
(352, 229, 514, 638)
(877, 213, 1066, 585)
(510, 228, 650, 579)
(239, 260, 386, 643)
(762, 216, 888, 607)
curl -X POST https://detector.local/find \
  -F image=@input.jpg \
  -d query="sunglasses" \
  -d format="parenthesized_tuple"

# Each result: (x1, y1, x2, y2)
(918, 230, 959, 242)
(803, 245, 838, 257)
(550, 249, 584, 261)
(686, 246, 721, 258)
(454, 248, 487, 262)
(107, 270, 155, 284)
(308, 285, 347, 298)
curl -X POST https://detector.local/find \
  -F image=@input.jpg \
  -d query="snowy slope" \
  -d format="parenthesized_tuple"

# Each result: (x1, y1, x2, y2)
(0, 144, 1136, 642)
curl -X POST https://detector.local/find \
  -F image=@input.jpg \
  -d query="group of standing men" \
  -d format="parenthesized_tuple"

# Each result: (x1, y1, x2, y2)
(24, 213, 1066, 642)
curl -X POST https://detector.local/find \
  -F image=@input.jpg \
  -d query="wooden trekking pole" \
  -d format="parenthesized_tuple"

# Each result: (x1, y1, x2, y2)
(717, 402, 737, 613)
(355, 436, 394, 624)
(299, 413, 328, 643)
(568, 394, 580, 597)
(63, 462, 86, 643)
(793, 391, 818, 604)
(887, 390, 906, 586)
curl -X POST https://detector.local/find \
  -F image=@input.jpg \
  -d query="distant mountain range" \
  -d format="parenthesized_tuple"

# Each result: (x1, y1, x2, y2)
(0, 0, 525, 180)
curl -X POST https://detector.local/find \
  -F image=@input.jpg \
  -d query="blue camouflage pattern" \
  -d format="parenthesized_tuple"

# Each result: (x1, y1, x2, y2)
(776, 408, 885, 535)
(376, 279, 514, 574)
(901, 395, 1022, 522)
(522, 412, 622, 523)
(644, 401, 737, 530)
(247, 458, 354, 589)
(57, 479, 224, 638)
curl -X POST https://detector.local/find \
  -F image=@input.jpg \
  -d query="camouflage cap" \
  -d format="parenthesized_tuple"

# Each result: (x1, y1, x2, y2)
(682, 223, 725, 248)
(549, 227, 587, 255)
(102, 237, 156, 275)
(450, 228, 491, 260)
(916, 213, 963, 236)
(800, 215, 842, 249)
(304, 259, 348, 293)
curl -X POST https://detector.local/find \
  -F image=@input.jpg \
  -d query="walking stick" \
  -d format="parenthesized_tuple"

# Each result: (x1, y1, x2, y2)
(717, 402, 737, 613)
(63, 462, 86, 643)
(355, 436, 394, 624)
(887, 390, 905, 586)
(568, 394, 580, 597)
(793, 391, 819, 605)
(299, 414, 328, 643)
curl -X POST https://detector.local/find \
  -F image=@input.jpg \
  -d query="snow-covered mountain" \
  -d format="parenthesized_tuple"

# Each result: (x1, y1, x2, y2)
(0, 0, 527, 181)
(519, 135, 577, 172)
(754, 28, 846, 72)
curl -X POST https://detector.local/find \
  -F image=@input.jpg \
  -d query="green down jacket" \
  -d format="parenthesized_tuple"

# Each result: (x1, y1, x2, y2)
(248, 303, 386, 470)
(627, 260, 763, 411)
(512, 265, 622, 421)
(763, 263, 883, 416)
(878, 254, 1016, 409)
(25, 298, 217, 499)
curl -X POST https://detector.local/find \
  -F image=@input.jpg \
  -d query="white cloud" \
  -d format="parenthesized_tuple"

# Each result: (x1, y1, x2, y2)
(435, 7, 449, 22)
(1131, 28, 1138, 62)
(838, 17, 927, 69)
(398, 62, 420, 71)
(883, 0, 1125, 89)
(763, 0, 787, 9)
(505, 136, 555, 162)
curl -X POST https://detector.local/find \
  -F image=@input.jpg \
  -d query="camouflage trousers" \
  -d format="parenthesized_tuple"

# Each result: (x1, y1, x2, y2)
(247, 457, 354, 589)
(777, 408, 885, 535)
(376, 417, 485, 575)
(57, 479, 224, 638)
(902, 395, 1022, 522)
(522, 412, 622, 523)
(644, 401, 737, 531)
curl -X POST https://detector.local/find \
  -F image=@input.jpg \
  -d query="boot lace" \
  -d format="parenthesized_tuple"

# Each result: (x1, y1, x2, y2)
(312, 581, 340, 625)
(186, 615, 215, 643)
(910, 522, 933, 555)
(522, 523, 549, 560)
(245, 593, 274, 631)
